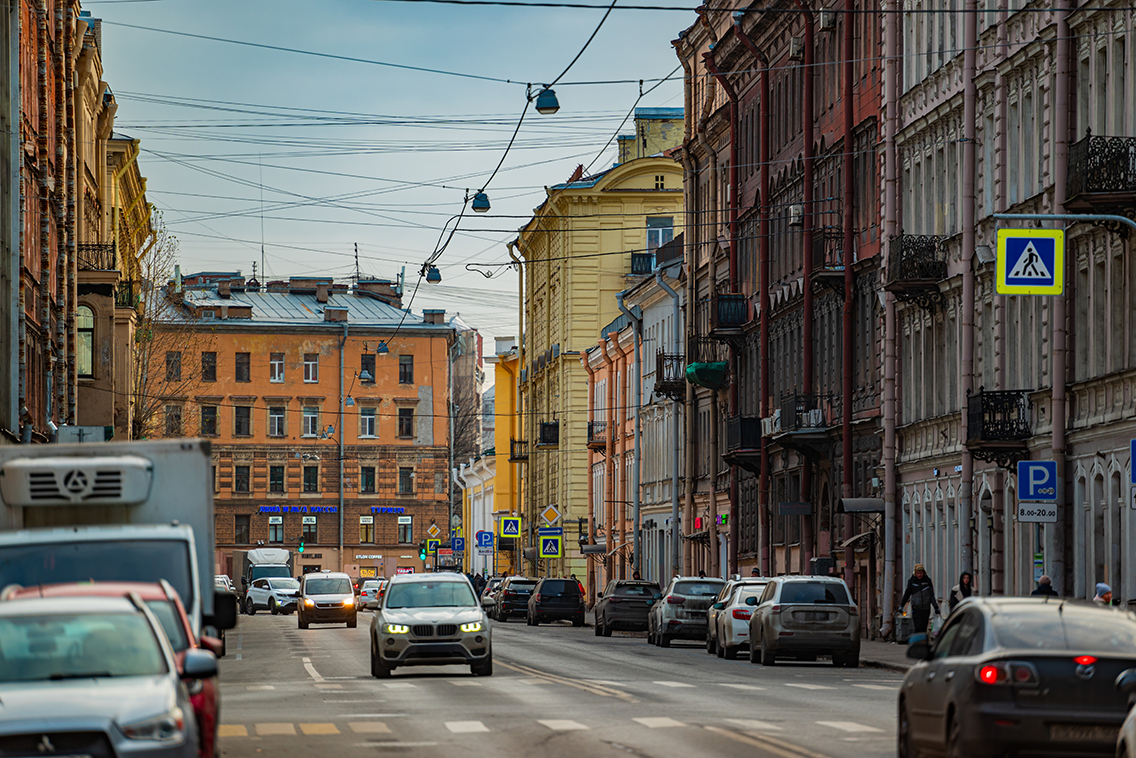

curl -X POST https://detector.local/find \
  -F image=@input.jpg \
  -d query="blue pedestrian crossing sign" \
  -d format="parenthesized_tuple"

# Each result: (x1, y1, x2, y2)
(540, 535, 562, 558)
(499, 517, 520, 538)
(426, 538, 441, 555)
(996, 228, 1064, 295)
(1017, 460, 1058, 502)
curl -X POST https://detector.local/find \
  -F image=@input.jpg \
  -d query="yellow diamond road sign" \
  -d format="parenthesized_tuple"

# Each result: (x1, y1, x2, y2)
(427, 523, 440, 538)
(996, 228, 1064, 295)
(541, 505, 560, 525)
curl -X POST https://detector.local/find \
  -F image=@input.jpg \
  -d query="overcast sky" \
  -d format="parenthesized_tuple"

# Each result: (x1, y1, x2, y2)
(89, 0, 693, 352)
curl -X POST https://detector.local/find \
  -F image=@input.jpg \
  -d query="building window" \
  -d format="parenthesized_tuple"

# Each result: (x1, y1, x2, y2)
(302, 518, 317, 543)
(359, 516, 375, 544)
(234, 515, 250, 545)
(235, 353, 250, 383)
(234, 406, 251, 436)
(360, 407, 376, 438)
(304, 353, 319, 383)
(303, 465, 319, 493)
(302, 407, 319, 437)
(397, 408, 414, 438)
(166, 351, 182, 382)
(77, 306, 94, 378)
(398, 355, 413, 384)
(360, 466, 376, 493)
(268, 518, 284, 544)
(268, 406, 286, 437)
(200, 405, 218, 436)
(646, 216, 674, 253)
(269, 353, 285, 383)
(269, 465, 285, 493)
(164, 405, 182, 437)
(398, 467, 414, 495)
(397, 517, 413, 544)
(233, 465, 250, 493)
(201, 352, 217, 382)
(655, 174, 665, 190)
(361, 354, 376, 384)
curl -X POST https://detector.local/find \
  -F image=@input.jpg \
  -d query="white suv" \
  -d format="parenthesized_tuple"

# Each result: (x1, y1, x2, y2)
(747, 575, 860, 667)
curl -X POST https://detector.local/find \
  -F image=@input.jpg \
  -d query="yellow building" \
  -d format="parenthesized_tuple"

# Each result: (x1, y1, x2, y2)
(511, 123, 683, 581)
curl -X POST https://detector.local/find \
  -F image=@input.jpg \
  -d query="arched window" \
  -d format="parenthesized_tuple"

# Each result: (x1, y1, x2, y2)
(77, 306, 94, 378)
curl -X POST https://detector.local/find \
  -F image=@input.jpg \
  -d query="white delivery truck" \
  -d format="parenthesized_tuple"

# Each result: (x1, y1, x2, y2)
(0, 438, 237, 635)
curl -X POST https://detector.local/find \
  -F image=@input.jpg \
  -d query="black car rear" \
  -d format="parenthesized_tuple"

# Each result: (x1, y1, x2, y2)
(528, 578, 585, 626)
(494, 577, 536, 621)
(596, 580, 659, 635)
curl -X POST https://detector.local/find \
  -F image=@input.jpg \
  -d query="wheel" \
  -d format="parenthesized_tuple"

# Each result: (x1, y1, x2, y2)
(347, 615, 358, 629)
(723, 644, 738, 660)
(659, 633, 670, 648)
(498, 610, 507, 623)
(594, 618, 603, 636)
(602, 619, 612, 637)
(371, 646, 392, 678)
(245, 598, 256, 616)
(573, 615, 585, 627)
(832, 652, 845, 667)
(716, 636, 725, 658)
(946, 711, 964, 758)
(298, 614, 309, 630)
(269, 599, 278, 615)
(760, 640, 775, 666)
(749, 640, 760, 664)
(897, 700, 918, 758)
(471, 654, 493, 677)
(706, 631, 716, 654)
(844, 653, 859, 669)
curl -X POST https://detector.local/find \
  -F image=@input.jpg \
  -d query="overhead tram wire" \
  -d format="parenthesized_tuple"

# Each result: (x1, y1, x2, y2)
(367, 0, 1136, 13)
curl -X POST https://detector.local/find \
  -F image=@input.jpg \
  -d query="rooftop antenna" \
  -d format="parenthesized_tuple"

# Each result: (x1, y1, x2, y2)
(353, 243, 361, 284)
(251, 261, 258, 286)
(259, 154, 265, 283)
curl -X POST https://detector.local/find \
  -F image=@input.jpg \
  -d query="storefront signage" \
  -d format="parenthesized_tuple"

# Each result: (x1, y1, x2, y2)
(359, 516, 374, 525)
(258, 505, 338, 514)
(397, 516, 413, 525)
(370, 506, 407, 514)
(355, 554, 383, 559)
(268, 516, 283, 524)
(396, 567, 415, 574)
(302, 516, 317, 525)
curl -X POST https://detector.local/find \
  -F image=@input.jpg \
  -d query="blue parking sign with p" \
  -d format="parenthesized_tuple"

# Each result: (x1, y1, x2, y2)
(476, 530, 494, 548)
(1018, 460, 1058, 502)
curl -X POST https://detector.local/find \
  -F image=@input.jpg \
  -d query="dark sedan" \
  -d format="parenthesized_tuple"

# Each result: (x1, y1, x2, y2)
(594, 580, 660, 636)
(898, 597, 1136, 758)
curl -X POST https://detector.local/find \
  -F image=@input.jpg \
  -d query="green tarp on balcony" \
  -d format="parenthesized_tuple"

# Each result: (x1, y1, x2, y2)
(686, 361, 728, 390)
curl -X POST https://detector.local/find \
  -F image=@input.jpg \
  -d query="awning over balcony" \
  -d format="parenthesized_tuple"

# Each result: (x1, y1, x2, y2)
(685, 360, 728, 390)
(837, 498, 884, 513)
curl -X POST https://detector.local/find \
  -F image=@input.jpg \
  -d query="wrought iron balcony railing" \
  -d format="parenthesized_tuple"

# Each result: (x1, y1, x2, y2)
(886, 234, 948, 286)
(587, 420, 607, 449)
(966, 388, 1031, 443)
(725, 415, 762, 453)
(710, 291, 748, 333)
(509, 438, 529, 462)
(1067, 131, 1136, 200)
(538, 421, 560, 446)
(77, 242, 116, 271)
(630, 252, 654, 275)
(780, 394, 829, 432)
(115, 280, 137, 309)
(654, 350, 686, 401)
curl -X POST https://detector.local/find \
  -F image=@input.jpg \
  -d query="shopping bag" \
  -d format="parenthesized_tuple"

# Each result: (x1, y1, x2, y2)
(930, 613, 944, 639)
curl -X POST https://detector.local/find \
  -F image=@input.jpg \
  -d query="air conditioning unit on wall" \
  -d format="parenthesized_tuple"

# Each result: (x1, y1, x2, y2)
(819, 10, 837, 30)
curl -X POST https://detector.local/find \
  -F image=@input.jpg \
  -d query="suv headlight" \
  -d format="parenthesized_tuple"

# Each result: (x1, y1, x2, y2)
(304, 598, 315, 607)
(121, 706, 186, 742)
(385, 623, 410, 634)
(460, 622, 482, 633)
(342, 597, 355, 607)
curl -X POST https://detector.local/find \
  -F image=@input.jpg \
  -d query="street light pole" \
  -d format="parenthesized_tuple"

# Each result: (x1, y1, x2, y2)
(339, 322, 347, 572)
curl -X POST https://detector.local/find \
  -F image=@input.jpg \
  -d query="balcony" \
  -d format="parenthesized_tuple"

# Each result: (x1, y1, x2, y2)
(654, 350, 686, 402)
(884, 234, 947, 312)
(630, 252, 654, 275)
(538, 421, 559, 447)
(587, 420, 607, 450)
(115, 280, 138, 310)
(685, 335, 729, 390)
(708, 291, 749, 344)
(509, 438, 528, 462)
(77, 242, 116, 271)
(722, 415, 762, 474)
(772, 393, 832, 459)
(1066, 132, 1136, 223)
(966, 388, 1032, 469)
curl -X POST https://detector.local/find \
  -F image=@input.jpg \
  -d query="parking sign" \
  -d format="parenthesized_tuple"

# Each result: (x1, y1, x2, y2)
(1017, 460, 1058, 502)
(475, 530, 494, 548)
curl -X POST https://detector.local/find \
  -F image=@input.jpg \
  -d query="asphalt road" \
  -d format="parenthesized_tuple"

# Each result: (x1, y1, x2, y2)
(217, 610, 901, 758)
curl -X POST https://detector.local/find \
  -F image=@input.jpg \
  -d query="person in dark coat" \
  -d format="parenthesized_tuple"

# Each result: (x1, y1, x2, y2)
(900, 564, 941, 636)
(948, 571, 973, 614)
(1030, 575, 1059, 596)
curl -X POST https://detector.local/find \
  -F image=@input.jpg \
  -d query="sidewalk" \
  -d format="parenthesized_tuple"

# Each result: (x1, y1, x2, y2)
(860, 639, 913, 672)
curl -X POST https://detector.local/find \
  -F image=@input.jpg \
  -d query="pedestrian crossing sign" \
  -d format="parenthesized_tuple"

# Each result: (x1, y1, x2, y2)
(426, 538, 440, 555)
(540, 535, 562, 558)
(995, 228, 1064, 295)
(499, 517, 520, 538)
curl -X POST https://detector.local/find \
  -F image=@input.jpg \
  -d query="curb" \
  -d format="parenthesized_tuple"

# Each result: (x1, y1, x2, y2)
(862, 658, 911, 673)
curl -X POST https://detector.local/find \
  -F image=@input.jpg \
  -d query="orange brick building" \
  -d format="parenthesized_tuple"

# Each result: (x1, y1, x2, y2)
(151, 273, 454, 578)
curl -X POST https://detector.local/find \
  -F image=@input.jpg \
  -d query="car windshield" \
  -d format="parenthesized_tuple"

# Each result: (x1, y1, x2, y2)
(615, 584, 659, 596)
(992, 609, 1136, 652)
(252, 566, 292, 581)
(734, 586, 766, 603)
(305, 577, 351, 595)
(507, 581, 537, 591)
(779, 581, 851, 604)
(362, 581, 381, 590)
(385, 581, 478, 609)
(673, 580, 725, 596)
(0, 611, 168, 682)
(0, 541, 195, 615)
(268, 578, 300, 590)
(144, 600, 188, 653)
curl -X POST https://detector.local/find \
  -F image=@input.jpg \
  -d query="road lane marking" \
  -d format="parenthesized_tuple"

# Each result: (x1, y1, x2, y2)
(634, 717, 685, 728)
(445, 721, 489, 733)
(514, 678, 548, 685)
(784, 683, 836, 690)
(498, 661, 638, 703)
(299, 723, 340, 735)
(653, 681, 696, 688)
(218, 725, 248, 738)
(448, 681, 483, 686)
(816, 721, 883, 733)
(337, 714, 407, 718)
(352, 743, 438, 748)
(539, 720, 589, 731)
(235, 654, 242, 660)
(725, 719, 782, 731)
(719, 683, 765, 691)
(314, 684, 343, 689)
(382, 682, 416, 689)
(255, 723, 296, 736)
(349, 723, 392, 734)
(851, 684, 896, 691)
(586, 680, 627, 687)
(246, 685, 275, 691)
(301, 657, 324, 683)
(705, 725, 834, 758)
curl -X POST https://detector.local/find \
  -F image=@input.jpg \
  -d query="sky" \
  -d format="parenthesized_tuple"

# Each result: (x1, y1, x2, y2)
(89, 0, 695, 354)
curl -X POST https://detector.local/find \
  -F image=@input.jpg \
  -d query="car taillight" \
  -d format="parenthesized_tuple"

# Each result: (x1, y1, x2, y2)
(732, 608, 752, 620)
(666, 596, 684, 605)
(975, 661, 1039, 686)
(608, 597, 622, 604)
(504, 590, 514, 596)
(535, 594, 543, 602)
(1074, 655, 1097, 666)
(770, 604, 781, 614)
(847, 604, 859, 616)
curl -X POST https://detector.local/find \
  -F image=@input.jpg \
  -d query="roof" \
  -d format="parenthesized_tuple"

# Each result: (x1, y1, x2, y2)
(390, 573, 472, 584)
(634, 107, 684, 120)
(7, 581, 175, 603)
(0, 595, 141, 616)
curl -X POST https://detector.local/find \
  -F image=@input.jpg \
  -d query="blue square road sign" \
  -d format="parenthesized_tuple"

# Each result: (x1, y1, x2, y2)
(1017, 460, 1058, 502)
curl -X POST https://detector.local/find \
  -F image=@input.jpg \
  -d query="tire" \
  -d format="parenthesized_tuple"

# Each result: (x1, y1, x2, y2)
(602, 619, 612, 637)
(749, 641, 760, 664)
(347, 615, 358, 629)
(845, 653, 859, 669)
(372, 647, 392, 679)
(573, 615, 585, 628)
(269, 599, 278, 615)
(298, 615, 309, 630)
(498, 610, 507, 623)
(898, 700, 918, 758)
(760, 640, 775, 666)
(594, 618, 603, 636)
(723, 644, 738, 660)
(946, 711, 964, 758)
(832, 652, 845, 667)
(471, 655, 493, 677)
(706, 631, 716, 654)
(659, 633, 670, 648)
(245, 598, 256, 616)
(716, 636, 725, 658)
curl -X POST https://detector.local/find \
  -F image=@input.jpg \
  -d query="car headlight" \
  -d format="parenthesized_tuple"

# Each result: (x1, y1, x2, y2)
(385, 623, 410, 634)
(121, 706, 186, 742)
(342, 597, 355, 607)
(304, 598, 315, 607)
(460, 622, 482, 633)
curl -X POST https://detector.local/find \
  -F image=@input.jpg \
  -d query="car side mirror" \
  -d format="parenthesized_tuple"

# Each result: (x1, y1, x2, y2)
(199, 635, 224, 658)
(241, 577, 248, 588)
(653, 593, 663, 601)
(182, 648, 218, 679)
(596, 593, 603, 599)
(745, 597, 758, 606)
(906, 633, 933, 661)
(1116, 669, 1136, 694)
(204, 590, 238, 631)
(712, 602, 725, 610)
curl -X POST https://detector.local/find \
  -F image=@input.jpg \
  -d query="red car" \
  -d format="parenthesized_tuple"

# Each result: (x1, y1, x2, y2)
(7, 580, 222, 758)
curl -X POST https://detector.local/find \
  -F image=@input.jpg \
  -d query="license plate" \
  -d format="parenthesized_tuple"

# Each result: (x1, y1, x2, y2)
(1049, 724, 1117, 742)
(689, 610, 706, 617)
(798, 611, 830, 621)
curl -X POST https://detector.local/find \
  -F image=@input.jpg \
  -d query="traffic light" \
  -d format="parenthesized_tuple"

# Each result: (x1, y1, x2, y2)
(299, 541, 305, 554)
(418, 540, 426, 561)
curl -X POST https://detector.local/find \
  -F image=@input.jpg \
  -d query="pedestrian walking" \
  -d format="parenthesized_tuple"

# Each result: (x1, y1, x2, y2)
(899, 564, 941, 636)
(750, 567, 761, 577)
(1030, 575, 1059, 596)
(632, 570, 641, 580)
(697, 570, 706, 578)
(948, 571, 973, 614)
(1093, 583, 1113, 605)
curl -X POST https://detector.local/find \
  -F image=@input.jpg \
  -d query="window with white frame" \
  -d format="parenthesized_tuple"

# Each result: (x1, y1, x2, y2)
(645, 216, 673, 253)
(302, 407, 319, 437)
(303, 353, 319, 383)
(270, 353, 285, 383)
(268, 406, 286, 437)
(359, 407, 376, 438)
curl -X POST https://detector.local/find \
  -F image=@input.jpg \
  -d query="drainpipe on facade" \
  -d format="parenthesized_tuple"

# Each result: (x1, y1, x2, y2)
(881, 0, 900, 638)
(507, 241, 526, 577)
(52, 0, 65, 429)
(65, 4, 79, 426)
(449, 338, 457, 569)
(676, 45, 697, 580)
(37, 0, 51, 433)
(656, 270, 683, 579)
(339, 322, 347, 571)
(617, 291, 642, 574)
(840, 0, 855, 589)
(959, 0, 978, 578)
(696, 124, 718, 577)
(12, 0, 26, 440)
(1050, 0, 1071, 595)
(600, 340, 616, 585)
(582, 355, 597, 602)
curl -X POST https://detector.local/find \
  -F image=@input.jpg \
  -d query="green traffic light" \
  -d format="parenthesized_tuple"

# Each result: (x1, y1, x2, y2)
(299, 541, 305, 554)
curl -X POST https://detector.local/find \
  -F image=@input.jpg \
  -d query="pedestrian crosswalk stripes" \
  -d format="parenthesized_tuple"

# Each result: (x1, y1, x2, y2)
(538, 719, 589, 731)
(724, 718, 782, 731)
(816, 721, 884, 733)
(445, 721, 490, 733)
(632, 717, 686, 728)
